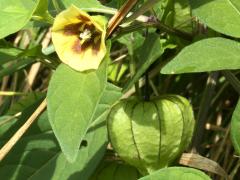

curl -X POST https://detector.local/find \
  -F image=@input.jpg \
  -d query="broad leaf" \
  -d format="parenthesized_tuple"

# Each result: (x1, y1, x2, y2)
(92, 83, 122, 121)
(29, 119, 108, 180)
(139, 167, 211, 180)
(90, 161, 141, 180)
(161, 37, 240, 74)
(0, 47, 22, 65)
(118, 32, 145, 56)
(172, 0, 192, 32)
(0, 82, 121, 179)
(0, 45, 45, 81)
(33, 0, 53, 24)
(123, 33, 166, 93)
(47, 59, 107, 162)
(0, 0, 39, 39)
(0, 116, 18, 136)
(59, 0, 115, 14)
(154, 0, 192, 32)
(0, 112, 106, 180)
(190, 0, 240, 38)
(0, 96, 45, 141)
(0, 58, 36, 81)
(108, 63, 128, 82)
(7, 92, 45, 115)
(231, 99, 240, 155)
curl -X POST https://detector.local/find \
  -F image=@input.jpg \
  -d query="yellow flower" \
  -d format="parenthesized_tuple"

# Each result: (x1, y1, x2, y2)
(51, 5, 107, 71)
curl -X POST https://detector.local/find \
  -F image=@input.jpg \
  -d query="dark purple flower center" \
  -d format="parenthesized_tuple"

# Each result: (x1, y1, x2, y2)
(63, 17, 102, 54)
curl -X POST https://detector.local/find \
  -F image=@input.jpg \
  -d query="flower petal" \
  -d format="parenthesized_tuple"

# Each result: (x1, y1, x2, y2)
(51, 5, 107, 71)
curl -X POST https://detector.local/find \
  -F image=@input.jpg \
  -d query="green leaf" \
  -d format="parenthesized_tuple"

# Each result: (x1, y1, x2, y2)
(0, 133, 58, 180)
(7, 92, 45, 115)
(59, 0, 115, 14)
(161, 37, 240, 74)
(29, 121, 108, 180)
(154, 0, 192, 33)
(34, 0, 48, 14)
(0, 0, 39, 39)
(0, 45, 44, 81)
(0, 82, 121, 179)
(33, 0, 54, 24)
(0, 116, 18, 136)
(108, 63, 128, 82)
(123, 33, 165, 93)
(92, 83, 122, 122)
(0, 47, 22, 65)
(118, 32, 145, 56)
(47, 59, 108, 162)
(90, 161, 141, 180)
(0, 112, 107, 180)
(231, 99, 240, 155)
(0, 58, 36, 81)
(190, 0, 240, 38)
(0, 95, 45, 141)
(139, 167, 211, 180)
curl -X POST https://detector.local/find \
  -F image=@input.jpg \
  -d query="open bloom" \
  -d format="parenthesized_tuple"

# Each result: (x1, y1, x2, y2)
(51, 5, 107, 71)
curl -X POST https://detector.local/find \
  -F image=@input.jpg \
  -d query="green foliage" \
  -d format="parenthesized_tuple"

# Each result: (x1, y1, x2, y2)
(190, 0, 240, 38)
(154, 0, 192, 32)
(0, 111, 108, 180)
(7, 92, 45, 115)
(29, 117, 108, 180)
(161, 37, 240, 74)
(139, 167, 211, 180)
(231, 99, 240, 155)
(1, 0, 240, 179)
(47, 61, 107, 162)
(90, 161, 141, 180)
(0, 0, 40, 39)
(59, 0, 115, 13)
(123, 33, 166, 92)
(0, 47, 22, 65)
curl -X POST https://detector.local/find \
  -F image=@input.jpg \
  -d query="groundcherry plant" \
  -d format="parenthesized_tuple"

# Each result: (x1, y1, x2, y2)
(0, 0, 240, 179)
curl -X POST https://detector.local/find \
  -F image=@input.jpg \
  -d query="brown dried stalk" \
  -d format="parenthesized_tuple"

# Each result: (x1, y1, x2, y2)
(107, 0, 138, 37)
(0, 99, 47, 161)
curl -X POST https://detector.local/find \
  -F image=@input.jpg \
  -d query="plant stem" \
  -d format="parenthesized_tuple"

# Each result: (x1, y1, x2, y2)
(153, 20, 193, 41)
(229, 159, 240, 180)
(0, 91, 28, 96)
(0, 112, 21, 127)
(191, 72, 219, 153)
(32, 12, 54, 24)
(123, 0, 160, 23)
(114, 21, 193, 41)
(143, 70, 150, 101)
(222, 70, 240, 95)
(52, 0, 62, 13)
(129, 55, 140, 96)
(149, 79, 159, 96)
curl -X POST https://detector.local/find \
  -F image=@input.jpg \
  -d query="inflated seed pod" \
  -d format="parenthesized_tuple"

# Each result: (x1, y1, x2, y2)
(107, 95, 195, 175)
(90, 161, 140, 180)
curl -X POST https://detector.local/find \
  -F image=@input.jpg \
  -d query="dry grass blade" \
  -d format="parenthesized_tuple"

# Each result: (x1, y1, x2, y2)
(0, 99, 47, 161)
(179, 153, 229, 179)
(107, 0, 138, 37)
(123, 0, 159, 24)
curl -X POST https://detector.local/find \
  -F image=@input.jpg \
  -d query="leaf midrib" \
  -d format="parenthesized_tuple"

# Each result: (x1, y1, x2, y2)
(228, 0, 240, 16)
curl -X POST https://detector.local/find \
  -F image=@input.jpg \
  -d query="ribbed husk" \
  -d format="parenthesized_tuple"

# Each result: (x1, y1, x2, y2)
(90, 161, 140, 180)
(107, 95, 195, 175)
